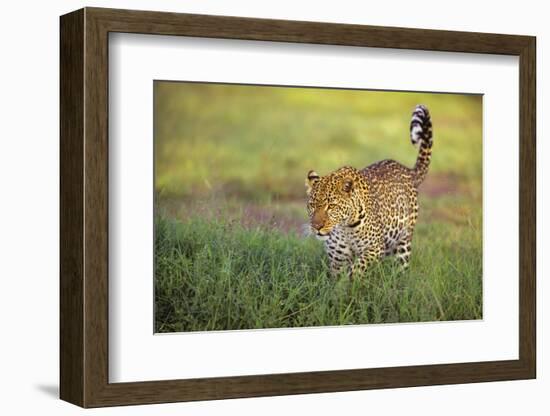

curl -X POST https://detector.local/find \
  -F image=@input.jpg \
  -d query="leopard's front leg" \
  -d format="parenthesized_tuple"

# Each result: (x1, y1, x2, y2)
(325, 232, 353, 277)
(351, 238, 384, 278)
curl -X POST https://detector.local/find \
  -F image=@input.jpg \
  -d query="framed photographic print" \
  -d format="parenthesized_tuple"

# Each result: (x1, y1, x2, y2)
(60, 7, 536, 408)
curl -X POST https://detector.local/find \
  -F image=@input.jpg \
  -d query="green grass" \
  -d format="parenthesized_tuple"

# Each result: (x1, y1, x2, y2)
(155, 212, 482, 332)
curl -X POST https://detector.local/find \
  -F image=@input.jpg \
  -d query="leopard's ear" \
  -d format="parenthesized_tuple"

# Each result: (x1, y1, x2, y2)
(305, 170, 320, 195)
(342, 177, 353, 193)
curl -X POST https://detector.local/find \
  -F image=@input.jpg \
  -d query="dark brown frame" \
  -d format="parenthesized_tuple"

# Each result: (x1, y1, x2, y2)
(60, 7, 536, 408)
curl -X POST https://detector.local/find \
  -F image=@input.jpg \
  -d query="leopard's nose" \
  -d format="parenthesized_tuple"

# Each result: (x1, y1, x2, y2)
(311, 209, 327, 231)
(311, 219, 324, 230)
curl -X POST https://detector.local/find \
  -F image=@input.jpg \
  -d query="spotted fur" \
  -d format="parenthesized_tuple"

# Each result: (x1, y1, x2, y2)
(305, 105, 433, 277)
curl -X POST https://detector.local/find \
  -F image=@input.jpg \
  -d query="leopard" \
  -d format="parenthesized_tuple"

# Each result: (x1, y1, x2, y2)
(305, 104, 433, 277)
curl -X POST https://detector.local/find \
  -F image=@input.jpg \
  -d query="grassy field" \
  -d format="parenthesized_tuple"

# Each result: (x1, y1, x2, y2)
(154, 82, 483, 333)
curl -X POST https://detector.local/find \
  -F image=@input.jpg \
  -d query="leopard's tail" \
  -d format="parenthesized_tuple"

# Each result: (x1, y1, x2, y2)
(409, 104, 433, 187)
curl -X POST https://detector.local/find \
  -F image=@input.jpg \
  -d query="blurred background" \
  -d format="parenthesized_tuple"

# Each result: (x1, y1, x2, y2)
(154, 81, 482, 234)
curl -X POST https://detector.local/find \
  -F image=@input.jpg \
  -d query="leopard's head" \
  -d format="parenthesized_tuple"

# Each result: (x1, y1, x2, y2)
(305, 166, 364, 238)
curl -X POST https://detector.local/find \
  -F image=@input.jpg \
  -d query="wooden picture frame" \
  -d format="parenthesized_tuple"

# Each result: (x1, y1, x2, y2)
(60, 7, 536, 408)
